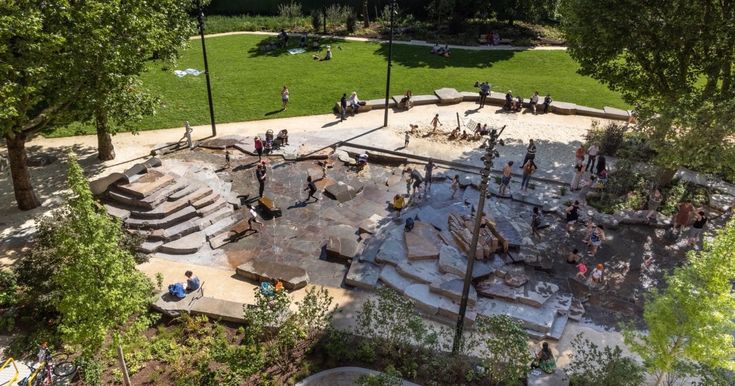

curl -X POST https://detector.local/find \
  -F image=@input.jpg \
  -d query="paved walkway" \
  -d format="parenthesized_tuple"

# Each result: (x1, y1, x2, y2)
(194, 30, 568, 51)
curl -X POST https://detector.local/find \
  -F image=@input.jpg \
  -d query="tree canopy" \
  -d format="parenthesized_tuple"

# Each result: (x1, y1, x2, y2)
(624, 219, 735, 385)
(51, 155, 152, 355)
(559, 0, 735, 179)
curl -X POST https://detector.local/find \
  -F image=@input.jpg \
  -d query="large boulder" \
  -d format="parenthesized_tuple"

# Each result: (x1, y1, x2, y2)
(236, 259, 309, 290)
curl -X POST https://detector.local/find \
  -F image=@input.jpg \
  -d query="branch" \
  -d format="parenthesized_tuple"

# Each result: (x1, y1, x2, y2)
(19, 86, 81, 137)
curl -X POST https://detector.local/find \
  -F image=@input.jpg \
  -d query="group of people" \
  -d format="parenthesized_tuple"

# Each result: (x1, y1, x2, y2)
(390, 161, 436, 213)
(430, 43, 451, 57)
(570, 143, 607, 192)
(339, 91, 362, 121)
(504, 91, 553, 114)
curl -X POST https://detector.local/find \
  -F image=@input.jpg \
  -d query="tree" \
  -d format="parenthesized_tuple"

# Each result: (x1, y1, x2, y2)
(567, 333, 645, 386)
(476, 315, 533, 386)
(624, 219, 735, 386)
(0, 1, 193, 210)
(559, 0, 735, 179)
(51, 155, 152, 355)
(491, 0, 548, 25)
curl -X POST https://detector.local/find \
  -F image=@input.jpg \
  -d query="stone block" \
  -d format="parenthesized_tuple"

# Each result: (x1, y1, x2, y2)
(236, 259, 309, 290)
(404, 231, 439, 260)
(429, 279, 477, 306)
(116, 170, 175, 199)
(345, 260, 381, 289)
(324, 181, 363, 203)
(476, 297, 556, 333)
(125, 206, 198, 230)
(365, 98, 395, 109)
(189, 296, 248, 324)
(410, 94, 441, 106)
(476, 276, 517, 300)
(325, 236, 359, 261)
(486, 91, 508, 106)
(358, 214, 384, 234)
(335, 149, 355, 165)
(547, 313, 569, 341)
(434, 88, 463, 104)
(396, 260, 443, 284)
(504, 266, 528, 287)
(550, 101, 577, 115)
(516, 281, 559, 308)
(603, 106, 630, 120)
(404, 284, 440, 315)
(438, 245, 467, 277)
(379, 265, 415, 293)
(105, 204, 130, 221)
(314, 176, 336, 191)
(460, 91, 480, 102)
(158, 231, 205, 255)
(90, 172, 125, 196)
(575, 105, 607, 118)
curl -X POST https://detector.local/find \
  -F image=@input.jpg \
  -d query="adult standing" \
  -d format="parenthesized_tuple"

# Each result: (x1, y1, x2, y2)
(451, 174, 460, 198)
(340, 93, 347, 121)
(410, 167, 424, 197)
(575, 144, 586, 166)
(687, 210, 708, 249)
(479, 81, 490, 108)
(570, 164, 583, 191)
(522, 139, 537, 168)
(521, 159, 537, 192)
(254, 136, 264, 161)
(565, 200, 580, 232)
(499, 161, 513, 196)
(674, 200, 694, 233)
(424, 160, 434, 192)
(281, 85, 289, 110)
(585, 143, 599, 172)
(530, 91, 540, 114)
(256, 162, 267, 198)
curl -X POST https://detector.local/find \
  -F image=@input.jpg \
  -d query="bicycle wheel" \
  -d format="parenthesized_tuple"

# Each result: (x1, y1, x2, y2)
(53, 361, 77, 378)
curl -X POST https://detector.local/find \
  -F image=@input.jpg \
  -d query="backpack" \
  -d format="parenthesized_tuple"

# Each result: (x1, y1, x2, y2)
(168, 283, 186, 299)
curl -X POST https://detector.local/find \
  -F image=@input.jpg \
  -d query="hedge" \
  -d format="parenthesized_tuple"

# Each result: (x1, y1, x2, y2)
(205, 0, 428, 18)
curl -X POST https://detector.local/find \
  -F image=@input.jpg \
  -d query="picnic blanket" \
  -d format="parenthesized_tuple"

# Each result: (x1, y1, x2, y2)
(287, 48, 306, 55)
(174, 68, 203, 77)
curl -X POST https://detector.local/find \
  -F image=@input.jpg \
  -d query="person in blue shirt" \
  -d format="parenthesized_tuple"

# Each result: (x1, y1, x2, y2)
(185, 270, 200, 292)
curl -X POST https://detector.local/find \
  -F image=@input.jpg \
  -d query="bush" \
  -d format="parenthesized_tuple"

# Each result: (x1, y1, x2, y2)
(476, 315, 532, 386)
(277, 1, 302, 20)
(311, 10, 322, 32)
(566, 333, 645, 386)
(585, 121, 626, 156)
(346, 12, 357, 33)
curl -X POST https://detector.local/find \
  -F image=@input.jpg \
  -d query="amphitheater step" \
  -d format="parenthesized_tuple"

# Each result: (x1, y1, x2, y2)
(129, 187, 212, 220)
(107, 189, 150, 209)
(546, 313, 569, 341)
(203, 211, 246, 239)
(158, 231, 206, 255)
(476, 296, 558, 334)
(429, 278, 478, 306)
(395, 260, 445, 285)
(379, 265, 417, 294)
(196, 197, 227, 218)
(138, 240, 163, 254)
(168, 184, 199, 201)
(196, 204, 234, 231)
(162, 217, 202, 242)
(125, 206, 198, 230)
(138, 181, 187, 209)
(192, 191, 220, 209)
(115, 170, 175, 199)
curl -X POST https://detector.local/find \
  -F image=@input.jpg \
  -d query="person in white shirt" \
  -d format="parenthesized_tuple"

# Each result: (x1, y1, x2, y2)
(586, 144, 599, 172)
(349, 91, 360, 113)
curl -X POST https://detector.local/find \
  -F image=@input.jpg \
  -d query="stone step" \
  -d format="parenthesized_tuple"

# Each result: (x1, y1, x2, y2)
(130, 187, 212, 220)
(236, 259, 309, 290)
(105, 203, 131, 221)
(116, 171, 175, 199)
(158, 231, 206, 255)
(162, 217, 202, 242)
(404, 231, 439, 261)
(168, 184, 199, 201)
(516, 281, 560, 308)
(203, 211, 246, 239)
(196, 197, 227, 218)
(404, 283, 477, 327)
(476, 296, 561, 334)
(396, 260, 444, 285)
(429, 278, 477, 306)
(375, 238, 408, 266)
(546, 313, 569, 341)
(345, 260, 381, 290)
(197, 204, 235, 231)
(568, 299, 585, 322)
(137, 240, 163, 254)
(125, 206, 198, 230)
(106, 189, 151, 209)
(138, 181, 187, 209)
(192, 191, 220, 209)
(379, 265, 417, 294)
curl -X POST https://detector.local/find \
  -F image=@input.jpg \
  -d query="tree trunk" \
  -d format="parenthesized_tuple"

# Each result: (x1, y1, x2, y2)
(96, 108, 116, 161)
(362, 0, 369, 28)
(6, 133, 41, 210)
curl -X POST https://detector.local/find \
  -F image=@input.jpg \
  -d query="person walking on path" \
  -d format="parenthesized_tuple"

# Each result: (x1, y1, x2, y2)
(522, 139, 537, 169)
(281, 86, 289, 110)
(303, 175, 318, 203)
(451, 174, 460, 198)
(340, 93, 347, 121)
(585, 144, 599, 172)
(687, 210, 707, 249)
(570, 164, 583, 191)
(565, 200, 580, 232)
(424, 160, 434, 192)
(674, 199, 694, 234)
(521, 159, 536, 192)
(587, 225, 605, 257)
(575, 144, 585, 166)
(404, 131, 410, 148)
(646, 188, 662, 222)
(530, 91, 540, 114)
(256, 162, 267, 198)
(430, 114, 442, 133)
(543, 94, 552, 113)
(499, 161, 513, 196)
(254, 136, 264, 161)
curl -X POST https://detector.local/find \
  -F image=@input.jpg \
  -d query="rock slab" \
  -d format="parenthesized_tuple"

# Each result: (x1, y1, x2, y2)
(236, 259, 309, 290)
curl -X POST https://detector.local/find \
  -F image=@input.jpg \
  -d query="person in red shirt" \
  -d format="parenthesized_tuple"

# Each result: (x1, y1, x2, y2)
(254, 136, 264, 161)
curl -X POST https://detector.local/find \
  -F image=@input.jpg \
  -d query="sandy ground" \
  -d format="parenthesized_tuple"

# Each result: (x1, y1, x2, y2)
(1, 103, 650, 382)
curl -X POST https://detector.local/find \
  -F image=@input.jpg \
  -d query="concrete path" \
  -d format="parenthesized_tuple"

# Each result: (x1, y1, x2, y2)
(194, 30, 568, 51)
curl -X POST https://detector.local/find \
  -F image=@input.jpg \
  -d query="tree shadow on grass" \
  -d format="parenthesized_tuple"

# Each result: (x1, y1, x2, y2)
(246, 35, 344, 58)
(373, 43, 516, 69)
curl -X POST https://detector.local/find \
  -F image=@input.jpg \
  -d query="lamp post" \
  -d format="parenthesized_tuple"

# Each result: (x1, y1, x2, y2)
(196, 1, 217, 137)
(452, 126, 506, 354)
(383, 0, 396, 127)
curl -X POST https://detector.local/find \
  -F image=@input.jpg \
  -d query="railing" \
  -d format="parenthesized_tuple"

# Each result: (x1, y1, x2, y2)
(0, 358, 19, 386)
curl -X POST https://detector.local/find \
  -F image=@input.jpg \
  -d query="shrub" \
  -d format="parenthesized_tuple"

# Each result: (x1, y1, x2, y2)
(277, 1, 302, 21)
(310, 10, 322, 32)
(325, 4, 351, 31)
(346, 12, 357, 33)
(566, 333, 645, 386)
(585, 121, 626, 156)
(476, 315, 532, 386)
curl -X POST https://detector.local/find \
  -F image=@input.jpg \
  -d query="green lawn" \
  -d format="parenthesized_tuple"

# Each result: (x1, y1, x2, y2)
(52, 34, 626, 137)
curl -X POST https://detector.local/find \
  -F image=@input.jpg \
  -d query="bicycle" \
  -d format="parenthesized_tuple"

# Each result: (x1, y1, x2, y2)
(17, 345, 77, 386)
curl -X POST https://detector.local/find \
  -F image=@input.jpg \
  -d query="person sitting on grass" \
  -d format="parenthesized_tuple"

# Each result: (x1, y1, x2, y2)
(532, 342, 556, 374)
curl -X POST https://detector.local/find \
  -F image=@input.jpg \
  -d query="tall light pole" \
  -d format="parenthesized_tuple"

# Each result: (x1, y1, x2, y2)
(452, 126, 506, 354)
(383, 0, 396, 127)
(196, 1, 217, 137)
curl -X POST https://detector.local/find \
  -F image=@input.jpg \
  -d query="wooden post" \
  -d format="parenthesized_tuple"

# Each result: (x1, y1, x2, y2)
(456, 112, 460, 129)
(117, 345, 131, 386)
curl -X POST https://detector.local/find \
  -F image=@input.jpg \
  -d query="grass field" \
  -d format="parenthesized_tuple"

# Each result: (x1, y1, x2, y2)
(52, 34, 626, 137)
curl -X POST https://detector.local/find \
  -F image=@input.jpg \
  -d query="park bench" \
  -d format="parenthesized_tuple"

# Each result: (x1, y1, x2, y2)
(258, 196, 282, 217)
